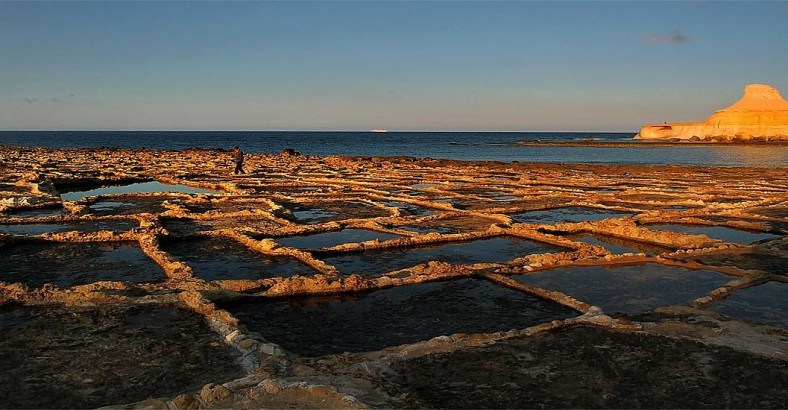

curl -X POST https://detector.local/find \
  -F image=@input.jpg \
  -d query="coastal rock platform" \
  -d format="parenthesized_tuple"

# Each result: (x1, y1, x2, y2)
(0, 146, 786, 408)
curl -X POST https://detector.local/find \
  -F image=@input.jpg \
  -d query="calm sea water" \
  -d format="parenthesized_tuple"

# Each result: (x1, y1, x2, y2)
(1, 131, 785, 167)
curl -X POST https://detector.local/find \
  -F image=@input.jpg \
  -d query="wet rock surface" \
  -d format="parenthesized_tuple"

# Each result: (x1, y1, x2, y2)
(383, 326, 788, 409)
(0, 146, 786, 408)
(0, 304, 244, 409)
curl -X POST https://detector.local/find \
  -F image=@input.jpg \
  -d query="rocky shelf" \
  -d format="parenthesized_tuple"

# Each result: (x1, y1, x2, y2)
(0, 146, 786, 408)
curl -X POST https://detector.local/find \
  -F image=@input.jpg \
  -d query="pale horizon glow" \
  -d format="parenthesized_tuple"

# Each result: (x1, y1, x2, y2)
(1, 2, 786, 132)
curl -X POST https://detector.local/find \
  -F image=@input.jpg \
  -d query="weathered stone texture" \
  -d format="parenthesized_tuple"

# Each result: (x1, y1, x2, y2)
(636, 84, 788, 141)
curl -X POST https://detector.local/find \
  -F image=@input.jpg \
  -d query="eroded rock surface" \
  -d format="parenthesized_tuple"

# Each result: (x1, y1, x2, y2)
(382, 326, 788, 409)
(0, 146, 786, 408)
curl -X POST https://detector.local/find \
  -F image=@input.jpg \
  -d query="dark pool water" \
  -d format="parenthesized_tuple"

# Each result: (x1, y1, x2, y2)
(0, 223, 72, 236)
(60, 181, 218, 201)
(87, 195, 173, 216)
(162, 237, 315, 280)
(513, 264, 733, 316)
(291, 208, 339, 223)
(0, 241, 166, 288)
(277, 229, 402, 250)
(218, 278, 577, 357)
(286, 200, 390, 223)
(512, 207, 634, 224)
(90, 201, 136, 212)
(0, 220, 138, 236)
(3, 207, 66, 218)
(707, 281, 787, 328)
(322, 236, 562, 275)
(644, 224, 778, 244)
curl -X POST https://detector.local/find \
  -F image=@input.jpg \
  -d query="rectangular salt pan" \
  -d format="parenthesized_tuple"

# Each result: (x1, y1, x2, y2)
(645, 224, 777, 245)
(512, 207, 633, 224)
(277, 229, 402, 250)
(162, 237, 317, 280)
(513, 264, 733, 316)
(0, 242, 166, 288)
(219, 278, 577, 357)
(707, 281, 787, 328)
(0, 220, 138, 236)
(323, 236, 562, 276)
(61, 181, 218, 201)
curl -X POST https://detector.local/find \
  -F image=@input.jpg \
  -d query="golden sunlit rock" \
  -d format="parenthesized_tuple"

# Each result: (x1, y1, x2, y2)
(0, 146, 786, 408)
(636, 84, 788, 141)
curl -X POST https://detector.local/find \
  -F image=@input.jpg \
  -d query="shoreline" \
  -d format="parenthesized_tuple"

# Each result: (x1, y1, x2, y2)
(0, 145, 786, 408)
(2, 144, 787, 170)
(514, 139, 788, 148)
(3, 129, 788, 167)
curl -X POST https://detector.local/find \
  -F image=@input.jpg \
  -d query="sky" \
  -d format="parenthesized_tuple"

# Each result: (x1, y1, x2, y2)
(1, 1, 786, 132)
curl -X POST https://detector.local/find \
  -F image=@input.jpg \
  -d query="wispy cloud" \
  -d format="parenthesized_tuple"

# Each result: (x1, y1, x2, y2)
(21, 94, 76, 104)
(643, 30, 693, 45)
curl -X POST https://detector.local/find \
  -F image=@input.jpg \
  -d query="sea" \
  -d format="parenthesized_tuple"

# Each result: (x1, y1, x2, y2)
(1, 131, 786, 167)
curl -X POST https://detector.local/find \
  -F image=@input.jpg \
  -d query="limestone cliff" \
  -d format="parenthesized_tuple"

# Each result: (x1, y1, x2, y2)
(635, 84, 788, 141)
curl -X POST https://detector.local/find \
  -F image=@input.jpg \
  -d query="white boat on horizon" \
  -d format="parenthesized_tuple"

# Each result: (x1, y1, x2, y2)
(370, 129, 388, 133)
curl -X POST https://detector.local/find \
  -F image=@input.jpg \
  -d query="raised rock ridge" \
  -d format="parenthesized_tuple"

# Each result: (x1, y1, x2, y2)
(636, 84, 788, 142)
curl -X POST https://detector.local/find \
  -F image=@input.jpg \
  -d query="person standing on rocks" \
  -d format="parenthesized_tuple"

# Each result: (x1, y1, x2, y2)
(231, 146, 245, 175)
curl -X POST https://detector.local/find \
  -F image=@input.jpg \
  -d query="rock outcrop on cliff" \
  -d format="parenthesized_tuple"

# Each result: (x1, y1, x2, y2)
(636, 84, 788, 142)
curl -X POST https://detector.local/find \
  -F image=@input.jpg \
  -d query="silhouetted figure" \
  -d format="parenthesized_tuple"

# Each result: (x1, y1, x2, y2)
(232, 146, 245, 174)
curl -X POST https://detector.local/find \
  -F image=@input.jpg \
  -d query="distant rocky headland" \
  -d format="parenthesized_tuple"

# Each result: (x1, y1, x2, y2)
(636, 84, 788, 142)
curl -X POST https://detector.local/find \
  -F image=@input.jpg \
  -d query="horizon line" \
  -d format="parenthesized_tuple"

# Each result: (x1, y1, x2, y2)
(0, 129, 639, 133)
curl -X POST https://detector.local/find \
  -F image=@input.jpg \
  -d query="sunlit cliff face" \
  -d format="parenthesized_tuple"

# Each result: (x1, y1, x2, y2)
(636, 84, 788, 141)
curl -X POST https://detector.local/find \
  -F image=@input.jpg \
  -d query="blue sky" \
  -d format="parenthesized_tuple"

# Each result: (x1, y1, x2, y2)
(1, 1, 786, 131)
